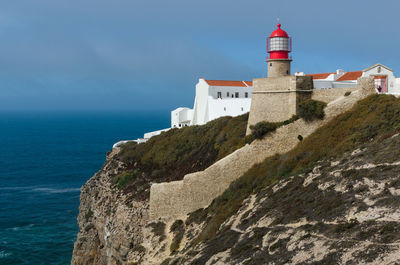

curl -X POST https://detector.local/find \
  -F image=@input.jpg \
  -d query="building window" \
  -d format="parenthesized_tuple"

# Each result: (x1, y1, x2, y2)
(224, 107, 226, 111)
(217, 92, 222, 99)
(227, 92, 230, 97)
(241, 107, 243, 111)
(245, 92, 248, 98)
(270, 63, 272, 67)
(179, 124, 181, 127)
(235, 92, 239, 98)
(232, 94, 234, 98)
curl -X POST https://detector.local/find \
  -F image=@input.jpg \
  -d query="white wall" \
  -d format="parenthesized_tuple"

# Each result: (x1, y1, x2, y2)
(332, 81, 357, 88)
(313, 80, 334, 89)
(190, 78, 253, 125)
(393, 78, 400, 94)
(207, 97, 251, 122)
(171, 107, 193, 128)
(191, 79, 210, 125)
(144, 128, 170, 139)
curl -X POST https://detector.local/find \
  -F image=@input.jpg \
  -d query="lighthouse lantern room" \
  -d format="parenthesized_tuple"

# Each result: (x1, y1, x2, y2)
(267, 23, 292, 78)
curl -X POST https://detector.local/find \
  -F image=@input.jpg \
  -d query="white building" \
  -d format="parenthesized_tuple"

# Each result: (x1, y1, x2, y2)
(123, 78, 253, 145)
(301, 63, 400, 94)
(171, 107, 193, 128)
(172, 78, 252, 127)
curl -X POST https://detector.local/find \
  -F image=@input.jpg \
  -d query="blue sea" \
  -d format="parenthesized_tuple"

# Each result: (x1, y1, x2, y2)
(0, 111, 170, 265)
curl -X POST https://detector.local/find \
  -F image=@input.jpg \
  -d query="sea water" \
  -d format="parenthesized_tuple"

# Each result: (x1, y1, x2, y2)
(0, 111, 169, 265)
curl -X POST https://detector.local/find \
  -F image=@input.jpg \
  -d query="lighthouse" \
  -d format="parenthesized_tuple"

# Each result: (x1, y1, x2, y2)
(267, 23, 292, 77)
(246, 22, 313, 134)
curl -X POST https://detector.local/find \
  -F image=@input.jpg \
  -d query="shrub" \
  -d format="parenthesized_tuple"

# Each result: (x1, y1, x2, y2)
(113, 170, 138, 189)
(298, 99, 327, 122)
(297, 135, 303, 141)
(249, 115, 299, 140)
(250, 121, 278, 139)
(148, 221, 166, 241)
(344, 91, 351, 96)
(170, 220, 184, 254)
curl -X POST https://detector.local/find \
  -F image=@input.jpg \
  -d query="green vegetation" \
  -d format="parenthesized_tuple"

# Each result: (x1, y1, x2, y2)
(297, 135, 303, 141)
(250, 122, 278, 139)
(192, 94, 400, 244)
(170, 220, 185, 254)
(345, 91, 352, 96)
(249, 115, 298, 140)
(116, 114, 250, 194)
(119, 113, 249, 167)
(113, 170, 139, 189)
(298, 99, 327, 122)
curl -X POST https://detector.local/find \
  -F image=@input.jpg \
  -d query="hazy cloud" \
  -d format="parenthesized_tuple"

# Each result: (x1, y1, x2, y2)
(0, 0, 399, 111)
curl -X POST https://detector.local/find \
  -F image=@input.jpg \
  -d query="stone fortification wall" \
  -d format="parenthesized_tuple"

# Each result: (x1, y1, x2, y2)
(149, 77, 375, 221)
(312, 87, 359, 103)
(246, 75, 313, 135)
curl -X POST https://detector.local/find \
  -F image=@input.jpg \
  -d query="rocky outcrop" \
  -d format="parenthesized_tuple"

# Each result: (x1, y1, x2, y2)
(71, 149, 149, 265)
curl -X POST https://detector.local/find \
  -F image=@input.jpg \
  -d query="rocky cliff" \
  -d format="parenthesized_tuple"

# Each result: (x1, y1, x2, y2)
(72, 94, 400, 264)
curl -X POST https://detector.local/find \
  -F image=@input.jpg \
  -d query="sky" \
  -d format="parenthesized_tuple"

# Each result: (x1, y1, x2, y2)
(0, 0, 399, 112)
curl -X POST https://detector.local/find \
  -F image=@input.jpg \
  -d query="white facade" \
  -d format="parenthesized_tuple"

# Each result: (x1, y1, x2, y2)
(171, 107, 193, 128)
(135, 78, 253, 144)
(191, 78, 252, 125)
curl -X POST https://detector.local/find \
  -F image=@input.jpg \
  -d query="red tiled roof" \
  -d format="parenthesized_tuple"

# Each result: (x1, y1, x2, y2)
(205, 80, 252, 87)
(336, 71, 363, 81)
(306, 73, 334, 80)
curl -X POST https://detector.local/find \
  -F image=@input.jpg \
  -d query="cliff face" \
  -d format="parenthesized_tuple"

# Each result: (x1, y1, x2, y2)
(71, 149, 149, 265)
(72, 94, 400, 265)
(71, 114, 251, 265)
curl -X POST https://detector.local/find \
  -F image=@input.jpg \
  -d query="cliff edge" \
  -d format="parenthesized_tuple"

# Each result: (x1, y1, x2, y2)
(72, 91, 400, 264)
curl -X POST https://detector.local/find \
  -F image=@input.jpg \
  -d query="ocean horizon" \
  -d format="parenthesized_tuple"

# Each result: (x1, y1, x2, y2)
(0, 111, 170, 264)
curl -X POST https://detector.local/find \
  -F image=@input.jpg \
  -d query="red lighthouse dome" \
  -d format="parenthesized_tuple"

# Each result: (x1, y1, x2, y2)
(267, 23, 292, 60)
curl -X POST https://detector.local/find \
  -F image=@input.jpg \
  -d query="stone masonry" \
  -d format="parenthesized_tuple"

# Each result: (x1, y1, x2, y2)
(246, 75, 313, 135)
(311, 86, 359, 103)
(149, 77, 375, 221)
(267, 58, 292, 78)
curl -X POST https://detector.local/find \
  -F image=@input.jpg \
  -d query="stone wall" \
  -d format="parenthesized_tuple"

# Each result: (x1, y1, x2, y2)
(267, 59, 291, 77)
(312, 87, 359, 103)
(149, 77, 375, 221)
(246, 75, 313, 135)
